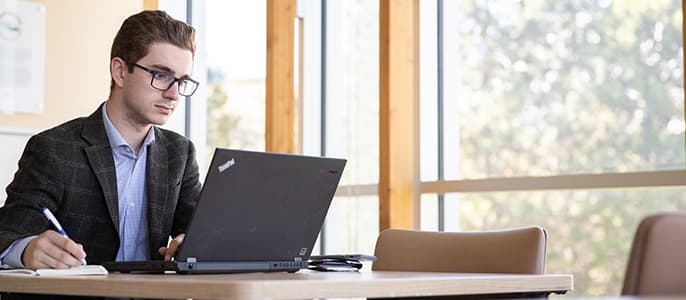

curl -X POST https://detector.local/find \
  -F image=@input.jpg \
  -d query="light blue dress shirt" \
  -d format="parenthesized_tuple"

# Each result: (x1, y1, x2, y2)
(0, 103, 155, 267)
(102, 104, 155, 262)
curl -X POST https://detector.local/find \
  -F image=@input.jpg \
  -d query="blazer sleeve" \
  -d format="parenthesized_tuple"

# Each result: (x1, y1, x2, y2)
(170, 140, 201, 238)
(0, 135, 63, 253)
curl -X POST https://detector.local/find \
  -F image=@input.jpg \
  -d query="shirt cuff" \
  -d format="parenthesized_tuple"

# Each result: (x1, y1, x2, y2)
(0, 235, 38, 268)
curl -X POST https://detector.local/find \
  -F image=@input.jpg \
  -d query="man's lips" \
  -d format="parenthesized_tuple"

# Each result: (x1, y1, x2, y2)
(154, 104, 174, 114)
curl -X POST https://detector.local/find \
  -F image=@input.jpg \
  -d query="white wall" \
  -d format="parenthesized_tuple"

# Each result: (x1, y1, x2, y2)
(0, 127, 35, 206)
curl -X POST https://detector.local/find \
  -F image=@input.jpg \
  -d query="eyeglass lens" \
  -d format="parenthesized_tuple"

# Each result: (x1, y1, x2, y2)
(150, 72, 198, 96)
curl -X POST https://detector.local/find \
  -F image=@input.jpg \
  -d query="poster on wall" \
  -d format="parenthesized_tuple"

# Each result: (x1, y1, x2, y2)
(0, 0, 45, 114)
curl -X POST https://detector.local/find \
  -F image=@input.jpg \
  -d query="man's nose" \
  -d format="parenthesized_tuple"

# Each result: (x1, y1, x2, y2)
(163, 81, 180, 100)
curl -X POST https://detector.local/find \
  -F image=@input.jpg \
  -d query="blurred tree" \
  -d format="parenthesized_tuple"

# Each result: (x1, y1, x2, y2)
(206, 67, 239, 163)
(448, 0, 684, 296)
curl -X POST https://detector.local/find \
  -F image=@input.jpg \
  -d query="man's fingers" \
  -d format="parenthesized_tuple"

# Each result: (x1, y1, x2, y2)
(46, 232, 86, 261)
(163, 234, 185, 261)
(39, 235, 82, 268)
(24, 240, 70, 269)
(165, 241, 177, 261)
(38, 254, 70, 269)
(23, 230, 86, 269)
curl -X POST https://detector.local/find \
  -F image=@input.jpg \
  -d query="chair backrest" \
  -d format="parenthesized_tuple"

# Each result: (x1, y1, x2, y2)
(622, 212, 686, 296)
(372, 226, 547, 274)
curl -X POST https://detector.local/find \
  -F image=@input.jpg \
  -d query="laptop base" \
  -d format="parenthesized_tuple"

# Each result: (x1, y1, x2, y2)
(177, 260, 306, 274)
(102, 260, 307, 274)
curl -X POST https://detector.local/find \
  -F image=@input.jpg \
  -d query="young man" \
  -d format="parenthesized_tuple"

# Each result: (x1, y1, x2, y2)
(0, 10, 201, 272)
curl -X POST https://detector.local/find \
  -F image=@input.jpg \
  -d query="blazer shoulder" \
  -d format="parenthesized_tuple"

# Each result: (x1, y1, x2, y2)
(34, 117, 88, 140)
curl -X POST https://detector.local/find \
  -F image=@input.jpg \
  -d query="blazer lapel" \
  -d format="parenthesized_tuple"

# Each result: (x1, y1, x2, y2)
(146, 131, 168, 252)
(82, 105, 120, 235)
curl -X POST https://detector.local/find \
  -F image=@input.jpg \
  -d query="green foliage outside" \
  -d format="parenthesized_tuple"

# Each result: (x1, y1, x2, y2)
(206, 68, 238, 164)
(451, 0, 684, 296)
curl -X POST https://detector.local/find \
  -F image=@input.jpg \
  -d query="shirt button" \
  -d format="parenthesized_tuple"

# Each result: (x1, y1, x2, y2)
(127, 243, 133, 248)
(129, 202, 135, 207)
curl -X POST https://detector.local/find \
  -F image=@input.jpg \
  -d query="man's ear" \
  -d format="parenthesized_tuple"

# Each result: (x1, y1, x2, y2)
(110, 57, 127, 88)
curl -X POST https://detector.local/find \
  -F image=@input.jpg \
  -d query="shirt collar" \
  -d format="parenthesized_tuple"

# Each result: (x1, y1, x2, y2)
(102, 102, 156, 150)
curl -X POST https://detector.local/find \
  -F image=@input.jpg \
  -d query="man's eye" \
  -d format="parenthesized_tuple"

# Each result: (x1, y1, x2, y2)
(154, 72, 174, 82)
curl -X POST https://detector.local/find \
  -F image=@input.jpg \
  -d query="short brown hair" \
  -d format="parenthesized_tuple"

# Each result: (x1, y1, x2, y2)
(109, 10, 196, 90)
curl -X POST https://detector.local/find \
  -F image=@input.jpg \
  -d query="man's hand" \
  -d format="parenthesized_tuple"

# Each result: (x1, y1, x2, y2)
(158, 233, 185, 261)
(22, 230, 86, 269)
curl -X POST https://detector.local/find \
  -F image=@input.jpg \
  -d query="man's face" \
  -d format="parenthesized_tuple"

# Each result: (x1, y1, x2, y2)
(121, 42, 194, 126)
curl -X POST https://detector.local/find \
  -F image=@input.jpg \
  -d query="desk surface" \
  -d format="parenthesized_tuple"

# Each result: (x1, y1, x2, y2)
(0, 270, 573, 299)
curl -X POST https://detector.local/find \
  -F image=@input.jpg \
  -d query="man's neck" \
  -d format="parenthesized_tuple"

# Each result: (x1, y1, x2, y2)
(105, 100, 151, 154)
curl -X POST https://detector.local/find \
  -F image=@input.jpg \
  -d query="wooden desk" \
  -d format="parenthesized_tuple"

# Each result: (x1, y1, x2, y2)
(0, 270, 573, 299)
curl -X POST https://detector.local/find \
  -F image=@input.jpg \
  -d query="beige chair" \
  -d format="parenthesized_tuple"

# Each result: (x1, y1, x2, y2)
(372, 226, 547, 274)
(622, 212, 686, 296)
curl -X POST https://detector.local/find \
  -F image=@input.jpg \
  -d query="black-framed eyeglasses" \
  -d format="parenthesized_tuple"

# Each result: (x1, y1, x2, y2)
(130, 63, 199, 97)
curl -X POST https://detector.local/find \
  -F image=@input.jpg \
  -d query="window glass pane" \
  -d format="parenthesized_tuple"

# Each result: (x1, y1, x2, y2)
(204, 0, 266, 167)
(325, 0, 379, 185)
(301, 0, 323, 157)
(420, 0, 439, 182)
(420, 194, 439, 231)
(323, 196, 379, 254)
(443, 1, 684, 179)
(439, 189, 686, 297)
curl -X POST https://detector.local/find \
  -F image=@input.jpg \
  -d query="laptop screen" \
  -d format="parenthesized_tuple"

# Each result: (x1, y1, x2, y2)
(176, 148, 346, 263)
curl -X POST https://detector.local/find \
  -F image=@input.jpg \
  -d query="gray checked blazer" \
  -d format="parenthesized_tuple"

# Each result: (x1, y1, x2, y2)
(0, 104, 202, 264)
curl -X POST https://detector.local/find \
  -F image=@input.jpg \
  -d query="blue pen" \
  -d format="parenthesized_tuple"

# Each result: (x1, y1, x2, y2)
(41, 207, 87, 266)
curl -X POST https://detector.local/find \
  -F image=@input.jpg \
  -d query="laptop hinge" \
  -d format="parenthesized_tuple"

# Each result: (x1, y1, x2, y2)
(187, 257, 197, 263)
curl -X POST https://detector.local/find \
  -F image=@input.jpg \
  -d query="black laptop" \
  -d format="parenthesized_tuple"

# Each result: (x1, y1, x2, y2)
(102, 148, 346, 274)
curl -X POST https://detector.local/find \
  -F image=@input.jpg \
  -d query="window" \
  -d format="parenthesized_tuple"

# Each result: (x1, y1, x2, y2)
(300, 0, 380, 254)
(203, 0, 266, 168)
(161, 0, 266, 174)
(420, 0, 685, 296)
(448, 0, 683, 179)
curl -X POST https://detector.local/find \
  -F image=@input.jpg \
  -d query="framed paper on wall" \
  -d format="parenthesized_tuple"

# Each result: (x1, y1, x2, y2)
(0, 0, 45, 114)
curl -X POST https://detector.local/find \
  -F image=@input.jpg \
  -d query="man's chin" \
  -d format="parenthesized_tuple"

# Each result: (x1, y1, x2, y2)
(148, 115, 171, 126)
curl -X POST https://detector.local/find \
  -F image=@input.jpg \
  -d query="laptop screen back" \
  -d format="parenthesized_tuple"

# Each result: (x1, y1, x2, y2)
(176, 149, 346, 263)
